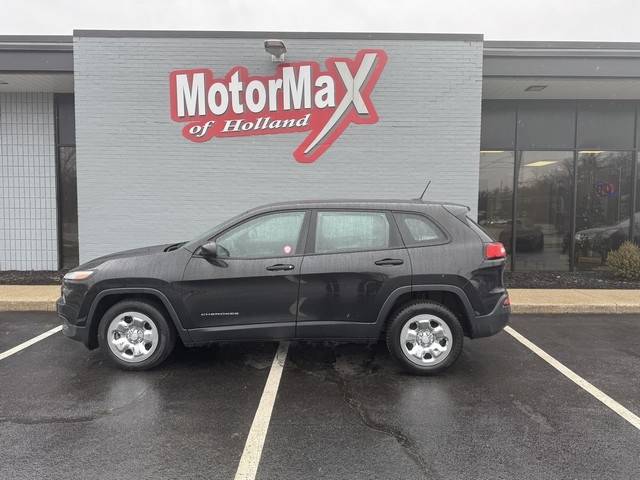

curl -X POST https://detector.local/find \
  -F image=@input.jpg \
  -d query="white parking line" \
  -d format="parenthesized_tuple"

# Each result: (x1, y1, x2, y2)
(504, 325, 640, 431)
(234, 341, 289, 480)
(0, 325, 63, 361)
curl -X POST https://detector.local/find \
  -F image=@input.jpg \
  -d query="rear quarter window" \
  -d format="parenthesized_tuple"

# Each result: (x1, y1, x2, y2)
(394, 212, 448, 246)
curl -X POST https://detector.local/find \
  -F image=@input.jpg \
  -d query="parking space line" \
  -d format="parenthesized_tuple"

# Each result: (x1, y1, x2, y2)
(0, 325, 63, 361)
(504, 325, 640, 431)
(234, 341, 289, 480)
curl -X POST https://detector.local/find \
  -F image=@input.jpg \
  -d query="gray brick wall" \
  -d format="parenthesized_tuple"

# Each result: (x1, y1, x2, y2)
(74, 35, 482, 262)
(0, 93, 57, 270)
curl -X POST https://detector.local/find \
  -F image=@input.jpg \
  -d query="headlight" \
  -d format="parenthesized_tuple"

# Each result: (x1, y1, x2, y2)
(63, 270, 94, 281)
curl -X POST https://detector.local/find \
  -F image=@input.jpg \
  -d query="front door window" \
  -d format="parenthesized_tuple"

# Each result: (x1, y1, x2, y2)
(216, 211, 306, 258)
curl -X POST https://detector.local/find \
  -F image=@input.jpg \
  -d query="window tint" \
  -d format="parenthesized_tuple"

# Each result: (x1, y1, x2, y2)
(395, 213, 446, 245)
(216, 211, 305, 258)
(315, 211, 390, 253)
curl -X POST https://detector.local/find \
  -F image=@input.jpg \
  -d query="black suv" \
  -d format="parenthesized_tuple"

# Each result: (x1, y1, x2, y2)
(58, 199, 509, 374)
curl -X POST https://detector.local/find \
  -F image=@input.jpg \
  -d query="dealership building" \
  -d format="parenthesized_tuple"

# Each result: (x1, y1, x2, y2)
(2, 30, 640, 272)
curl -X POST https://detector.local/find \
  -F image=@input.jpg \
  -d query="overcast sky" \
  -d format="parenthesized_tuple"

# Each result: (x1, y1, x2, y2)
(2, 0, 639, 42)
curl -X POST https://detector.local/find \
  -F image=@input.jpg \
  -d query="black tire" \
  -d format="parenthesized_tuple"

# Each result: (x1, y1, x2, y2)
(385, 300, 464, 375)
(98, 299, 177, 371)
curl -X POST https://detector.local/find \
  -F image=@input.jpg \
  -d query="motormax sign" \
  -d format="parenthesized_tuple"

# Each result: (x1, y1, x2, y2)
(169, 49, 387, 163)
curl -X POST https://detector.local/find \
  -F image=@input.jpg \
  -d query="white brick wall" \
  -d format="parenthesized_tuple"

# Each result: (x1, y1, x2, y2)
(0, 93, 57, 270)
(74, 35, 483, 262)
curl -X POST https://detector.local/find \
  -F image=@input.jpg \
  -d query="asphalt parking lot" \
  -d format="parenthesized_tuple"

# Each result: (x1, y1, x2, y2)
(1, 313, 639, 480)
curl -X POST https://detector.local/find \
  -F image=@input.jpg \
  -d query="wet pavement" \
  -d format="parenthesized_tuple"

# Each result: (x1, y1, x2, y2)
(0, 312, 639, 479)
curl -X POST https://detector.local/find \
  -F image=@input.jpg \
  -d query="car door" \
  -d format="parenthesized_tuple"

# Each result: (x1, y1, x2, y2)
(296, 209, 411, 339)
(180, 210, 310, 341)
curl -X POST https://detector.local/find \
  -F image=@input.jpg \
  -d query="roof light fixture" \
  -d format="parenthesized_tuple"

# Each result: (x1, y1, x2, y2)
(264, 39, 287, 62)
(525, 160, 559, 167)
(525, 85, 547, 92)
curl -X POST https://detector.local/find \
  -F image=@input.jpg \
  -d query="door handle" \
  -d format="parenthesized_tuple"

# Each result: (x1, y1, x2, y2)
(375, 258, 404, 266)
(266, 263, 295, 271)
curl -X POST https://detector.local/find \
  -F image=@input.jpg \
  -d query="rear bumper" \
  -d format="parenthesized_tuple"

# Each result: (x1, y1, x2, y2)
(57, 297, 91, 348)
(469, 293, 510, 338)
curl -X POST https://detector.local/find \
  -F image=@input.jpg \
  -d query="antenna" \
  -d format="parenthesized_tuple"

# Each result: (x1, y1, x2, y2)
(419, 180, 432, 200)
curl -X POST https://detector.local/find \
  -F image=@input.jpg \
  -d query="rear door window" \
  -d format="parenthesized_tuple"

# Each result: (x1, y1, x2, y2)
(314, 211, 392, 253)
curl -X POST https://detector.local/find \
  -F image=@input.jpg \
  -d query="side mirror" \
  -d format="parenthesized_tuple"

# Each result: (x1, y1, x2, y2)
(199, 241, 218, 258)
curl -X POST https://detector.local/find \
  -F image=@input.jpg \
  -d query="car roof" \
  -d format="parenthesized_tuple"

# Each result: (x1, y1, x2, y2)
(247, 198, 470, 212)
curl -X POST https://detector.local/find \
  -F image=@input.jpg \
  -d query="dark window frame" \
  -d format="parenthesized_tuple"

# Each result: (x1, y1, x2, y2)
(54, 93, 78, 270)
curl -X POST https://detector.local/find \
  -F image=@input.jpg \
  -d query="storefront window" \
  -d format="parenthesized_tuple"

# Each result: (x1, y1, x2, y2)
(575, 151, 633, 269)
(514, 152, 573, 271)
(58, 146, 79, 268)
(635, 154, 640, 245)
(478, 151, 514, 261)
(55, 94, 78, 269)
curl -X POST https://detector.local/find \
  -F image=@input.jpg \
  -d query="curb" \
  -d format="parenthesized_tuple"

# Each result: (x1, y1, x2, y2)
(511, 304, 640, 314)
(0, 301, 57, 312)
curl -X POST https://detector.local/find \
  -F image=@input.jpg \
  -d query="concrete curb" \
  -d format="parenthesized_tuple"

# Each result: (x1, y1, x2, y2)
(0, 286, 59, 313)
(511, 304, 640, 314)
(0, 301, 57, 312)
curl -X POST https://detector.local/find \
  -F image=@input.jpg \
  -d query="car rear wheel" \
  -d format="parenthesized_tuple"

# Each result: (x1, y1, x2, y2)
(98, 300, 176, 370)
(386, 301, 463, 375)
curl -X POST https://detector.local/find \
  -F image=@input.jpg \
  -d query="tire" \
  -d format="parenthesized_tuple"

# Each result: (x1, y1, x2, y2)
(386, 301, 463, 375)
(98, 299, 177, 370)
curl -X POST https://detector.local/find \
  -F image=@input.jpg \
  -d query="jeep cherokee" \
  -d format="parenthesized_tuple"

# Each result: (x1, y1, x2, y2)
(58, 199, 509, 374)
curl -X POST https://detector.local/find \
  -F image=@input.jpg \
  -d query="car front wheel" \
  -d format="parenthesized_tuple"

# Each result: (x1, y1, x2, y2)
(386, 301, 463, 375)
(98, 300, 176, 370)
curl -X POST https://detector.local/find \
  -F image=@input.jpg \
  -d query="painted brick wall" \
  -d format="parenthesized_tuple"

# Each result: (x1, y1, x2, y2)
(74, 34, 482, 262)
(0, 93, 57, 270)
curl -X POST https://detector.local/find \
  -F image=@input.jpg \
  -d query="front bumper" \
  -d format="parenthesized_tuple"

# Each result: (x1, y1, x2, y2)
(57, 297, 91, 348)
(468, 293, 510, 338)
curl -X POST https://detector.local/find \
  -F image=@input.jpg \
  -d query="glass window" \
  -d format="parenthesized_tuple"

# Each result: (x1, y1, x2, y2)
(577, 102, 636, 150)
(315, 211, 390, 253)
(481, 102, 516, 149)
(216, 211, 305, 258)
(516, 103, 575, 150)
(575, 151, 633, 269)
(478, 151, 515, 256)
(58, 147, 79, 268)
(395, 213, 446, 245)
(634, 155, 640, 245)
(515, 151, 573, 271)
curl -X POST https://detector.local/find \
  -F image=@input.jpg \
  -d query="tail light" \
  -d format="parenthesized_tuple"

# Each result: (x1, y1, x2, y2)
(485, 242, 507, 260)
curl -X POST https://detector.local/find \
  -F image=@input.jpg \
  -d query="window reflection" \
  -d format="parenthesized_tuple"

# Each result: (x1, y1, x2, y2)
(478, 151, 514, 261)
(514, 152, 573, 271)
(575, 151, 633, 269)
(59, 146, 79, 268)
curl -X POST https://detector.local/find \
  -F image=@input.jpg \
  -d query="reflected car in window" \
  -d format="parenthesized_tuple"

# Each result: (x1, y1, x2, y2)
(498, 220, 545, 252)
(574, 212, 640, 264)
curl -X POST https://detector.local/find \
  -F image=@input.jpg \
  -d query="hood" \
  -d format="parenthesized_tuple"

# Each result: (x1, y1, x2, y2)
(75, 243, 178, 270)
